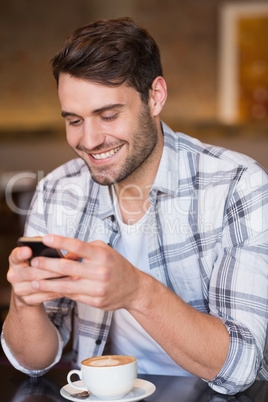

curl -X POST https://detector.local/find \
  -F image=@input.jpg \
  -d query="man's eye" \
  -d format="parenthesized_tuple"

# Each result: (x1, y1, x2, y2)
(101, 113, 118, 122)
(68, 119, 81, 126)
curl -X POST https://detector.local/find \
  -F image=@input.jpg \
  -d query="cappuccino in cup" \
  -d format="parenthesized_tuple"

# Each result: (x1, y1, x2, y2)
(67, 355, 137, 400)
(83, 355, 135, 367)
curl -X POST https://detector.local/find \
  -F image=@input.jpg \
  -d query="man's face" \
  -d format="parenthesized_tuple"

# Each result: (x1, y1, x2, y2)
(58, 74, 162, 186)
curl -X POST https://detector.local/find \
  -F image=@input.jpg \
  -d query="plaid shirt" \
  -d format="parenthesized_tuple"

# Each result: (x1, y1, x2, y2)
(2, 122, 268, 395)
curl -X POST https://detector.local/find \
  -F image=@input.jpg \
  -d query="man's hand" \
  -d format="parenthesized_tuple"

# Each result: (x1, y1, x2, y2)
(7, 242, 65, 306)
(5, 239, 70, 370)
(26, 234, 142, 310)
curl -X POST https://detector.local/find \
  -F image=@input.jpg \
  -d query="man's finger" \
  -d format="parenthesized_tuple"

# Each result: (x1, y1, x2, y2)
(43, 234, 106, 260)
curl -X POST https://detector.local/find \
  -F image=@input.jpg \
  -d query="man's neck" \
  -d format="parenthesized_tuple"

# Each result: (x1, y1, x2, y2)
(114, 181, 152, 225)
(114, 129, 164, 225)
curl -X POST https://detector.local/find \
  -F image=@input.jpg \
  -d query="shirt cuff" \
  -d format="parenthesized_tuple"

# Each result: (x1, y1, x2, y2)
(205, 318, 258, 394)
(1, 324, 64, 377)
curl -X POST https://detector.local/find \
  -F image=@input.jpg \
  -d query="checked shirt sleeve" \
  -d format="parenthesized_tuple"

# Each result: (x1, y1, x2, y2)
(1, 169, 76, 376)
(1, 321, 65, 377)
(207, 163, 268, 394)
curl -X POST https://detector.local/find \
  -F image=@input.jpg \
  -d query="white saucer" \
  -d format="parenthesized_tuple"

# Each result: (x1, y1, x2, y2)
(60, 379, 156, 401)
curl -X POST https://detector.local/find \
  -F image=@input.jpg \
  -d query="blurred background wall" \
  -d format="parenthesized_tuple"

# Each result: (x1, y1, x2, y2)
(1, 0, 268, 169)
(0, 0, 268, 300)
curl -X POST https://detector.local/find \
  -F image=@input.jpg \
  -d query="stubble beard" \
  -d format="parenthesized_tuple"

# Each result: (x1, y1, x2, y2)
(79, 104, 159, 186)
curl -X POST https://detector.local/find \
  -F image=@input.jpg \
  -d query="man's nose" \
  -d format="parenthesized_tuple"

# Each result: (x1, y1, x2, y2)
(82, 120, 106, 150)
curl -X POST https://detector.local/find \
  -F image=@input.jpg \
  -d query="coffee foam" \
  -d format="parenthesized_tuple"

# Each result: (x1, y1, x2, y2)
(83, 355, 135, 368)
(91, 357, 119, 367)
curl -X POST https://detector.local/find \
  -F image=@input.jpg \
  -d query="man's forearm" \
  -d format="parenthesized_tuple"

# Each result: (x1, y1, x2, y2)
(129, 272, 230, 381)
(4, 291, 59, 370)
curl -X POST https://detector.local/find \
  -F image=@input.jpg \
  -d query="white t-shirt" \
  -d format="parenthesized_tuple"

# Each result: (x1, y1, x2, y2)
(110, 194, 192, 376)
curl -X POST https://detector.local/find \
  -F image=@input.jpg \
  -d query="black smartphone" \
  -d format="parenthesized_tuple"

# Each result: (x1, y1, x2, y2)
(17, 236, 63, 259)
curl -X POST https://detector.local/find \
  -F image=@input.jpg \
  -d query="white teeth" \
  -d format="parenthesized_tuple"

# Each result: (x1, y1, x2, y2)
(92, 146, 121, 160)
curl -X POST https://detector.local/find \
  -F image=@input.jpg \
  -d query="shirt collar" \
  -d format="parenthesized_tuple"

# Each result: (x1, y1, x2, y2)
(96, 184, 115, 220)
(149, 122, 180, 203)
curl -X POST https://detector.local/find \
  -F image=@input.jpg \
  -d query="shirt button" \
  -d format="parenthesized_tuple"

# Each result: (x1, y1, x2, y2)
(95, 339, 102, 345)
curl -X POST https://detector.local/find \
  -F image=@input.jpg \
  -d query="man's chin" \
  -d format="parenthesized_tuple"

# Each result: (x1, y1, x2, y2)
(85, 165, 118, 186)
(82, 157, 131, 186)
(92, 177, 117, 186)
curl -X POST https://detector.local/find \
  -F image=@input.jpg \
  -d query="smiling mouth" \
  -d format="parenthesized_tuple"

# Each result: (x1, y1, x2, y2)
(91, 145, 122, 160)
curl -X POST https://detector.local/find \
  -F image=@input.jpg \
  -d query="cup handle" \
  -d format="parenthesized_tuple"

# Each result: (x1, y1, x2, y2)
(67, 369, 87, 391)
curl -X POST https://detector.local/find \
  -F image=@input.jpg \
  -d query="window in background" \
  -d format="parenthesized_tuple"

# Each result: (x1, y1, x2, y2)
(218, 2, 268, 124)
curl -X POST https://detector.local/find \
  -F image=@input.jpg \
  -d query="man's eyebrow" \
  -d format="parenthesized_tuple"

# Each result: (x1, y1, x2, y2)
(61, 111, 79, 118)
(92, 103, 124, 114)
(61, 104, 124, 119)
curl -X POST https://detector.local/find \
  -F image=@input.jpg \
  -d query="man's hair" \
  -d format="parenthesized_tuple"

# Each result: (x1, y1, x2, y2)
(51, 17, 163, 103)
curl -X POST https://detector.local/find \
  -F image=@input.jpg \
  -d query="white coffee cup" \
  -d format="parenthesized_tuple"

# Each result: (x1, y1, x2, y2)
(67, 355, 137, 400)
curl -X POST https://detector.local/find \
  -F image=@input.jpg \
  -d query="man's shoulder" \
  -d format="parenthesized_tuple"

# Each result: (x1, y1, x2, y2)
(37, 158, 96, 199)
(43, 158, 90, 183)
(163, 122, 262, 172)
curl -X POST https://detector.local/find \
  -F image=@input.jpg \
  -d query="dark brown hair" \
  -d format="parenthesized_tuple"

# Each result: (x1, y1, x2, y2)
(51, 17, 163, 103)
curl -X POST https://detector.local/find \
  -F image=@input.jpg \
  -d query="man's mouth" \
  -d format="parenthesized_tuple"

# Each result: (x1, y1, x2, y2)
(91, 145, 122, 160)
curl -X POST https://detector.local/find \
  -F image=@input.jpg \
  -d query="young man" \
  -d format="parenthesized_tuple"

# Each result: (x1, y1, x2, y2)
(1, 18, 268, 395)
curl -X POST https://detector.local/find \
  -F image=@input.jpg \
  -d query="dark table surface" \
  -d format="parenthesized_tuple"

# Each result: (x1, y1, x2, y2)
(0, 362, 267, 402)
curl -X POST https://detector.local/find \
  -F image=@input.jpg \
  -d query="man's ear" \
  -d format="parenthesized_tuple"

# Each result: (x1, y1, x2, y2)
(149, 76, 167, 117)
